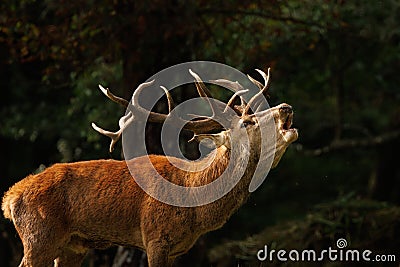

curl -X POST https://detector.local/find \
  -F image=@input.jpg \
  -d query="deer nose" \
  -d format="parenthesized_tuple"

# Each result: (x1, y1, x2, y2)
(279, 105, 293, 114)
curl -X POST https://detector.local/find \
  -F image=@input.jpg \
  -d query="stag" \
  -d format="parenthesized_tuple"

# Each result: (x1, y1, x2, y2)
(2, 68, 298, 267)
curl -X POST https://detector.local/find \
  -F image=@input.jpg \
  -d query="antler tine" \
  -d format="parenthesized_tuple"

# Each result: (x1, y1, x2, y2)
(188, 69, 212, 98)
(255, 68, 271, 94)
(91, 112, 134, 152)
(188, 69, 222, 118)
(98, 84, 129, 107)
(243, 68, 271, 116)
(131, 80, 168, 123)
(160, 86, 175, 113)
(224, 89, 249, 113)
(246, 74, 263, 90)
(211, 79, 248, 114)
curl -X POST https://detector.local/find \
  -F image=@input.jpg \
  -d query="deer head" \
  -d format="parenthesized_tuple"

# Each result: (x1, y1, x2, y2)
(92, 68, 298, 170)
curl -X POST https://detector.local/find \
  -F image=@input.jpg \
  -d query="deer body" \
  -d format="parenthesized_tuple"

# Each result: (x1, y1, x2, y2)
(2, 68, 298, 266)
(3, 146, 252, 266)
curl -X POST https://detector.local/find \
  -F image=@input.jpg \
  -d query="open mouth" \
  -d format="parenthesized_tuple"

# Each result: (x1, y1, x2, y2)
(282, 113, 293, 131)
(278, 106, 298, 143)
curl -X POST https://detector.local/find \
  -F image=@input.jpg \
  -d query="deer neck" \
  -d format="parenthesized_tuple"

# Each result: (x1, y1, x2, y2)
(194, 139, 261, 232)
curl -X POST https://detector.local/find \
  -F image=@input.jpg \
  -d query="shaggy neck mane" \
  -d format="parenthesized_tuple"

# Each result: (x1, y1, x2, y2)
(182, 142, 261, 232)
(140, 138, 262, 232)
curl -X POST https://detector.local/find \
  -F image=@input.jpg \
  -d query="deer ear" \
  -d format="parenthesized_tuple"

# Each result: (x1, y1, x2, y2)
(189, 130, 231, 149)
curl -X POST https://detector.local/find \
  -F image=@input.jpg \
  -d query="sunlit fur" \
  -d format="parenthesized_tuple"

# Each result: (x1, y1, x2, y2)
(2, 104, 297, 267)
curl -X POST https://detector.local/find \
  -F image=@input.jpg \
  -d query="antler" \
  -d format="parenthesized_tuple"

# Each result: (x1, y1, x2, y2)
(243, 68, 271, 115)
(93, 79, 224, 152)
(189, 69, 248, 116)
(91, 112, 134, 152)
(210, 79, 248, 114)
(93, 68, 272, 152)
(98, 84, 129, 107)
(92, 81, 156, 152)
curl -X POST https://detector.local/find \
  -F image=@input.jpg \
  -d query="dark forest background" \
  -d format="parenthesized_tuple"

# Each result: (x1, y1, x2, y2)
(1, 1, 399, 266)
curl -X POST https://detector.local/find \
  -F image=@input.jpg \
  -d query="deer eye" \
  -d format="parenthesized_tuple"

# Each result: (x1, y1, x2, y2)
(240, 120, 255, 128)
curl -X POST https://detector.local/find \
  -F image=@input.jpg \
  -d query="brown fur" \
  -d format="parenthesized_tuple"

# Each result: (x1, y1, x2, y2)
(2, 104, 298, 267)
